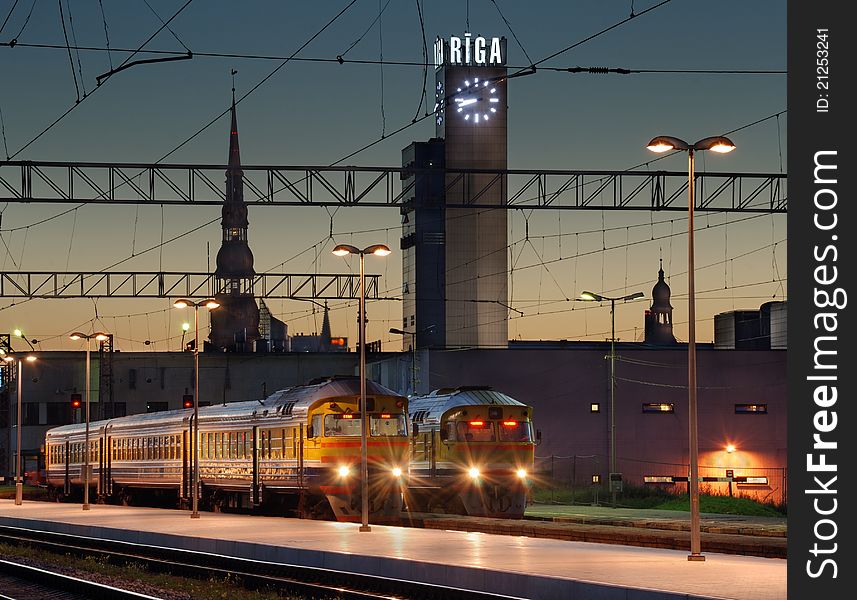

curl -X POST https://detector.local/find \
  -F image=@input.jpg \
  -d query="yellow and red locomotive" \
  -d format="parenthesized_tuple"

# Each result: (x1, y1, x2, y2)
(45, 377, 409, 522)
(406, 386, 536, 518)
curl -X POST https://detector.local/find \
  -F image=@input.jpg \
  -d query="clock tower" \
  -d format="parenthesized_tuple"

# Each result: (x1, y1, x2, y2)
(437, 34, 508, 348)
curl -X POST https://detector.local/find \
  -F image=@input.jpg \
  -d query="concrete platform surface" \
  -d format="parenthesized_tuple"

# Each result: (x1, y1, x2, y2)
(0, 501, 786, 600)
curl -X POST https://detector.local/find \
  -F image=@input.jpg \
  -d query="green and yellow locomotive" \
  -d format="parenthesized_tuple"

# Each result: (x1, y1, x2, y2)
(406, 386, 536, 518)
(45, 377, 409, 522)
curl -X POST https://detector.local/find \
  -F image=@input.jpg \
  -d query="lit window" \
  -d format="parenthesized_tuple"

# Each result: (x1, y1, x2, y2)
(591, 474, 601, 484)
(735, 403, 767, 414)
(642, 403, 674, 413)
(590, 403, 600, 413)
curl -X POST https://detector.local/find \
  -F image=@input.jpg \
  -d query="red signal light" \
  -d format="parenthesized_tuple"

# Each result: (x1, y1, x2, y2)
(469, 420, 484, 427)
(183, 394, 194, 409)
(71, 394, 82, 409)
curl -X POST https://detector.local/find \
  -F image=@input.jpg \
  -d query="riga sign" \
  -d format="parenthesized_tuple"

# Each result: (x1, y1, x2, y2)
(434, 34, 505, 67)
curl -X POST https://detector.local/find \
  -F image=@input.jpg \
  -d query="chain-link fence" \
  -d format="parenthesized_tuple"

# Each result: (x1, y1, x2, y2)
(534, 454, 787, 509)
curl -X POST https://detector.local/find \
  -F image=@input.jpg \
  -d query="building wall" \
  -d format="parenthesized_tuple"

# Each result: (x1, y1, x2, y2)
(4, 350, 394, 479)
(373, 345, 787, 502)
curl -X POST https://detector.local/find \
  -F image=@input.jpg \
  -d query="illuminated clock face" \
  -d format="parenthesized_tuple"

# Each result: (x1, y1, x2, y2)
(434, 80, 445, 125)
(453, 77, 499, 124)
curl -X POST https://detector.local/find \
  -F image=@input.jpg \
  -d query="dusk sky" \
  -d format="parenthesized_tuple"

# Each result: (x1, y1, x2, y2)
(0, 1, 786, 352)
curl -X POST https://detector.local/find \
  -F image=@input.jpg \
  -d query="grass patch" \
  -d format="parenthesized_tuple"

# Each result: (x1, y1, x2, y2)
(0, 484, 50, 501)
(0, 541, 339, 600)
(531, 483, 786, 516)
(653, 495, 786, 517)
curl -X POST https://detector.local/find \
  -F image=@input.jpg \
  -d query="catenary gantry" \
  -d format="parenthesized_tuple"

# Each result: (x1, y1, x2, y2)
(0, 272, 383, 300)
(0, 161, 786, 213)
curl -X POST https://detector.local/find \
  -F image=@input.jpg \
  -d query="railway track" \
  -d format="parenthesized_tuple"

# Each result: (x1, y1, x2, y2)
(0, 559, 160, 599)
(0, 525, 523, 600)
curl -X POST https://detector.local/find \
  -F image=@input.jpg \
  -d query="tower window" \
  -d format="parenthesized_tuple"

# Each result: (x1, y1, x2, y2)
(642, 403, 674, 414)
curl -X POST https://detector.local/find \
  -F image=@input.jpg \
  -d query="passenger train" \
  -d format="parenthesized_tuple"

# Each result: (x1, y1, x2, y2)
(406, 387, 536, 518)
(45, 377, 409, 522)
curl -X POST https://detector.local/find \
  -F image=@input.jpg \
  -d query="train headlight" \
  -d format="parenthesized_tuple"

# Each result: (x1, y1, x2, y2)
(468, 467, 481, 480)
(391, 466, 402, 478)
(516, 469, 528, 479)
(337, 465, 351, 478)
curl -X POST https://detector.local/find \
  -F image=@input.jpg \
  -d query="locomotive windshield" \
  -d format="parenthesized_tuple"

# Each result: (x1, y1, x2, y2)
(370, 414, 407, 436)
(498, 420, 533, 442)
(450, 420, 496, 442)
(323, 413, 407, 437)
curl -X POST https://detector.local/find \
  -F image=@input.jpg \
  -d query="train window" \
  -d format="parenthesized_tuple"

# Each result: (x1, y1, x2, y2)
(454, 421, 496, 442)
(245, 431, 253, 459)
(370, 414, 407, 437)
(214, 432, 221, 459)
(310, 414, 322, 438)
(324, 414, 361, 437)
(207, 433, 214, 460)
(269, 430, 282, 459)
(498, 421, 533, 442)
(230, 432, 238, 459)
(238, 431, 246, 459)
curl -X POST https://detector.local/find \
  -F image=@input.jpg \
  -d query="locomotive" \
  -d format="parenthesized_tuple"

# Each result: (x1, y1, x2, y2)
(45, 377, 409, 522)
(406, 387, 536, 518)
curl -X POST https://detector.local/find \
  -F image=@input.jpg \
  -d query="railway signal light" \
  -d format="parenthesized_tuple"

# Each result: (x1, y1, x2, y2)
(183, 394, 194, 409)
(71, 394, 82, 409)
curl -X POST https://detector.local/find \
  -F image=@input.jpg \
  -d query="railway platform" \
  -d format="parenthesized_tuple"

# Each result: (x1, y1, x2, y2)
(0, 500, 785, 600)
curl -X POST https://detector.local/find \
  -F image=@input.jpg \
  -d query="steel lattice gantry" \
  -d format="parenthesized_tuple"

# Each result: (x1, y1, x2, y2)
(0, 272, 383, 300)
(0, 161, 786, 213)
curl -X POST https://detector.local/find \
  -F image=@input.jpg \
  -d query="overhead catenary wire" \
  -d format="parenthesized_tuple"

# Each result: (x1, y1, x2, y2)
(6, 0, 197, 159)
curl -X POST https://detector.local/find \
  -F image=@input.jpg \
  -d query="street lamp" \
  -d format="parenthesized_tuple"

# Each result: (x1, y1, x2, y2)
(3, 353, 37, 505)
(389, 325, 434, 396)
(647, 134, 736, 562)
(332, 243, 391, 532)
(173, 298, 220, 518)
(577, 290, 644, 508)
(69, 332, 110, 510)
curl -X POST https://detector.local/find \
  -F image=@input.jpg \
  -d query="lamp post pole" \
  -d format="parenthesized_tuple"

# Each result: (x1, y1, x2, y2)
(646, 134, 735, 562)
(69, 332, 109, 511)
(84, 339, 91, 510)
(686, 147, 701, 558)
(609, 298, 616, 507)
(389, 328, 417, 395)
(192, 303, 200, 519)
(332, 243, 391, 532)
(578, 290, 643, 508)
(172, 298, 219, 519)
(358, 250, 370, 532)
(15, 359, 22, 505)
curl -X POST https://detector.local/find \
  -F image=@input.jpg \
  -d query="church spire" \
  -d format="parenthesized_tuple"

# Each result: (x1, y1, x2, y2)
(320, 301, 332, 351)
(210, 72, 260, 352)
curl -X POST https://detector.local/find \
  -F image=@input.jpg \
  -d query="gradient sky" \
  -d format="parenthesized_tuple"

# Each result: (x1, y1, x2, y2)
(0, 1, 786, 352)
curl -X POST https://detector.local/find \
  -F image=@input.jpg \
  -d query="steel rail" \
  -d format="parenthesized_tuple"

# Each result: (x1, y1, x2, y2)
(0, 525, 524, 600)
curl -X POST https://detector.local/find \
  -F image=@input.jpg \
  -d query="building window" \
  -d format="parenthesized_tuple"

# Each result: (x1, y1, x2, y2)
(591, 474, 601, 484)
(22, 402, 40, 426)
(46, 403, 69, 425)
(128, 369, 136, 389)
(590, 403, 600, 413)
(146, 402, 169, 413)
(642, 403, 674, 414)
(735, 403, 767, 414)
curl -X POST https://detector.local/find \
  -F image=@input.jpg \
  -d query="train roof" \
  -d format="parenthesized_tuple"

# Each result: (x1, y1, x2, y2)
(408, 387, 528, 424)
(45, 377, 402, 439)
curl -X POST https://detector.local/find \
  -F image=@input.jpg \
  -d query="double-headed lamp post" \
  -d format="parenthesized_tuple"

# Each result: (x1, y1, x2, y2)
(173, 298, 220, 519)
(578, 291, 644, 508)
(332, 243, 392, 532)
(69, 332, 110, 510)
(647, 134, 736, 562)
(2, 352, 37, 505)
